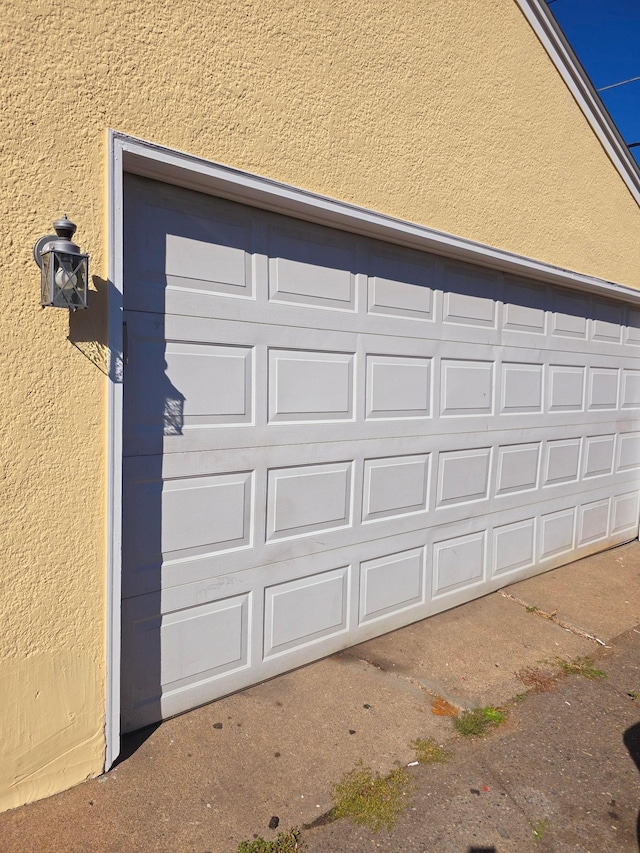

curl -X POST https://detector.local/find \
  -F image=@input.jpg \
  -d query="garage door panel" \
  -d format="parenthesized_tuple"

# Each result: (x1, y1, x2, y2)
(359, 547, 426, 625)
(543, 438, 581, 487)
(264, 566, 350, 658)
(617, 431, 640, 471)
(123, 433, 638, 599)
(126, 177, 633, 354)
(160, 342, 252, 423)
(626, 309, 640, 345)
(123, 317, 257, 456)
(365, 354, 432, 419)
(612, 491, 640, 535)
(268, 348, 355, 423)
(123, 531, 437, 728)
(124, 426, 635, 507)
(122, 468, 254, 587)
(122, 591, 253, 732)
(430, 482, 639, 597)
(547, 364, 585, 412)
(367, 252, 435, 321)
(436, 447, 492, 507)
(159, 595, 250, 689)
(440, 358, 494, 417)
(621, 369, 640, 409)
(502, 278, 547, 334)
(126, 314, 640, 456)
(122, 481, 638, 731)
(125, 189, 257, 315)
(121, 175, 640, 732)
(495, 441, 541, 495)
(362, 454, 430, 522)
(442, 262, 500, 330)
(588, 367, 620, 410)
(578, 498, 611, 547)
(503, 330, 631, 358)
(500, 362, 544, 414)
(266, 461, 354, 542)
(126, 410, 640, 460)
(492, 517, 537, 577)
(433, 530, 487, 598)
(124, 422, 634, 485)
(164, 220, 252, 294)
(590, 301, 624, 344)
(583, 434, 616, 478)
(552, 291, 590, 339)
(267, 229, 357, 312)
(539, 506, 576, 561)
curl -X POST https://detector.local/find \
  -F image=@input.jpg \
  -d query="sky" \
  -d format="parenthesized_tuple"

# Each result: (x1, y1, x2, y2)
(547, 0, 640, 166)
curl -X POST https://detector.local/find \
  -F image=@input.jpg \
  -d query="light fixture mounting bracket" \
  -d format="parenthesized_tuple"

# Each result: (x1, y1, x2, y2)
(33, 234, 56, 268)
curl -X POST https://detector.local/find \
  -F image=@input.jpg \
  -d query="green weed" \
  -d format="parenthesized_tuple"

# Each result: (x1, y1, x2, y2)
(331, 762, 411, 832)
(453, 706, 506, 738)
(553, 656, 606, 680)
(411, 737, 451, 764)
(237, 828, 305, 852)
(530, 818, 551, 841)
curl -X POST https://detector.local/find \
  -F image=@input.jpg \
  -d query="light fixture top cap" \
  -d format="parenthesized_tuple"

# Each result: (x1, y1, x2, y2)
(52, 215, 77, 241)
(33, 214, 84, 267)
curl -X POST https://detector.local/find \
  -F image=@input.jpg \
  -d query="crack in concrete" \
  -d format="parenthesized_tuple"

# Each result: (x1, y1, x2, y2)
(343, 652, 468, 711)
(500, 591, 609, 647)
(479, 760, 552, 841)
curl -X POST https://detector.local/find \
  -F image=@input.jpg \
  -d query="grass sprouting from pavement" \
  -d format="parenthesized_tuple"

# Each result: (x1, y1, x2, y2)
(237, 828, 305, 852)
(453, 706, 506, 737)
(553, 656, 606, 680)
(411, 737, 452, 764)
(331, 762, 411, 831)
(530, 818, 551, 841)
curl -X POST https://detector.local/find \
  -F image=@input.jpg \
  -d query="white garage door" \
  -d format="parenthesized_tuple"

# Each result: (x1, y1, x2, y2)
(121, 174, 640, 731)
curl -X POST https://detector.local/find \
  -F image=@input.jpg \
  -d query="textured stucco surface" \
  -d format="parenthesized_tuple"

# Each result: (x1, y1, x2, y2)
(1, 0, 639, 812)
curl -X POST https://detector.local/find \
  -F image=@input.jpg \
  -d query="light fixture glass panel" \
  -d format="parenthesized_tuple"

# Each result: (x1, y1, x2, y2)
(40, 252, 53, 305)
(51, 252, 88, 309)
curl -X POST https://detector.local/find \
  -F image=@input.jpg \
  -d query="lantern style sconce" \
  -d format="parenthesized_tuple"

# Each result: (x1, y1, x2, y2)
(33, 216, 89, 310)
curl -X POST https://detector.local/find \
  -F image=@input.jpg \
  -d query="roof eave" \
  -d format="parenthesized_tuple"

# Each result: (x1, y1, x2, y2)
(516, 0, 640, 208)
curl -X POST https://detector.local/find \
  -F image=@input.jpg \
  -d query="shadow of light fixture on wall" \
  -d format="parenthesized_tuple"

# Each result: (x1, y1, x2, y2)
(33, 216, 89, 310)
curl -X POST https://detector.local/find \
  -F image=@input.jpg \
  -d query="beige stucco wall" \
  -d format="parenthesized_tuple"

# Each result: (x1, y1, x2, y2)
(1, 0, 639, 812)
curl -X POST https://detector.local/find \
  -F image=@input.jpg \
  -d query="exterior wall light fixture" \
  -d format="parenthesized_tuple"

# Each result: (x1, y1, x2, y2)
(34, 215, 89, 310)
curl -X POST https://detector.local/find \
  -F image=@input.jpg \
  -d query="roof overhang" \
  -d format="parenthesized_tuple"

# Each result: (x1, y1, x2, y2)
(515, 0, 640, 208)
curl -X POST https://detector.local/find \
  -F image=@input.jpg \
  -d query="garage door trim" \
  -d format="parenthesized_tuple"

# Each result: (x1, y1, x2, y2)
(105, 129, 640, 769)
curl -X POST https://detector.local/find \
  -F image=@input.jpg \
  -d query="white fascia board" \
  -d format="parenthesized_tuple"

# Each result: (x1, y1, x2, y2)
(117, 131, 640, 304)
(516, 0, 640, 208)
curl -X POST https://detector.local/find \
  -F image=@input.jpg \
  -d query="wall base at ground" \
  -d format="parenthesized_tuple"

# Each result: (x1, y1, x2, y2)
(0, 652, 104, 813)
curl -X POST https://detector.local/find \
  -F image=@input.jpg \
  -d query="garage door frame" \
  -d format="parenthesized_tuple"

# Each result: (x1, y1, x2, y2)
(105, 129, 640, 769)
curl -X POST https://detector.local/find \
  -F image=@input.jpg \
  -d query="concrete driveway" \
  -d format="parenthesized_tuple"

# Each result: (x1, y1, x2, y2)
(1, 543, 639, 852)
